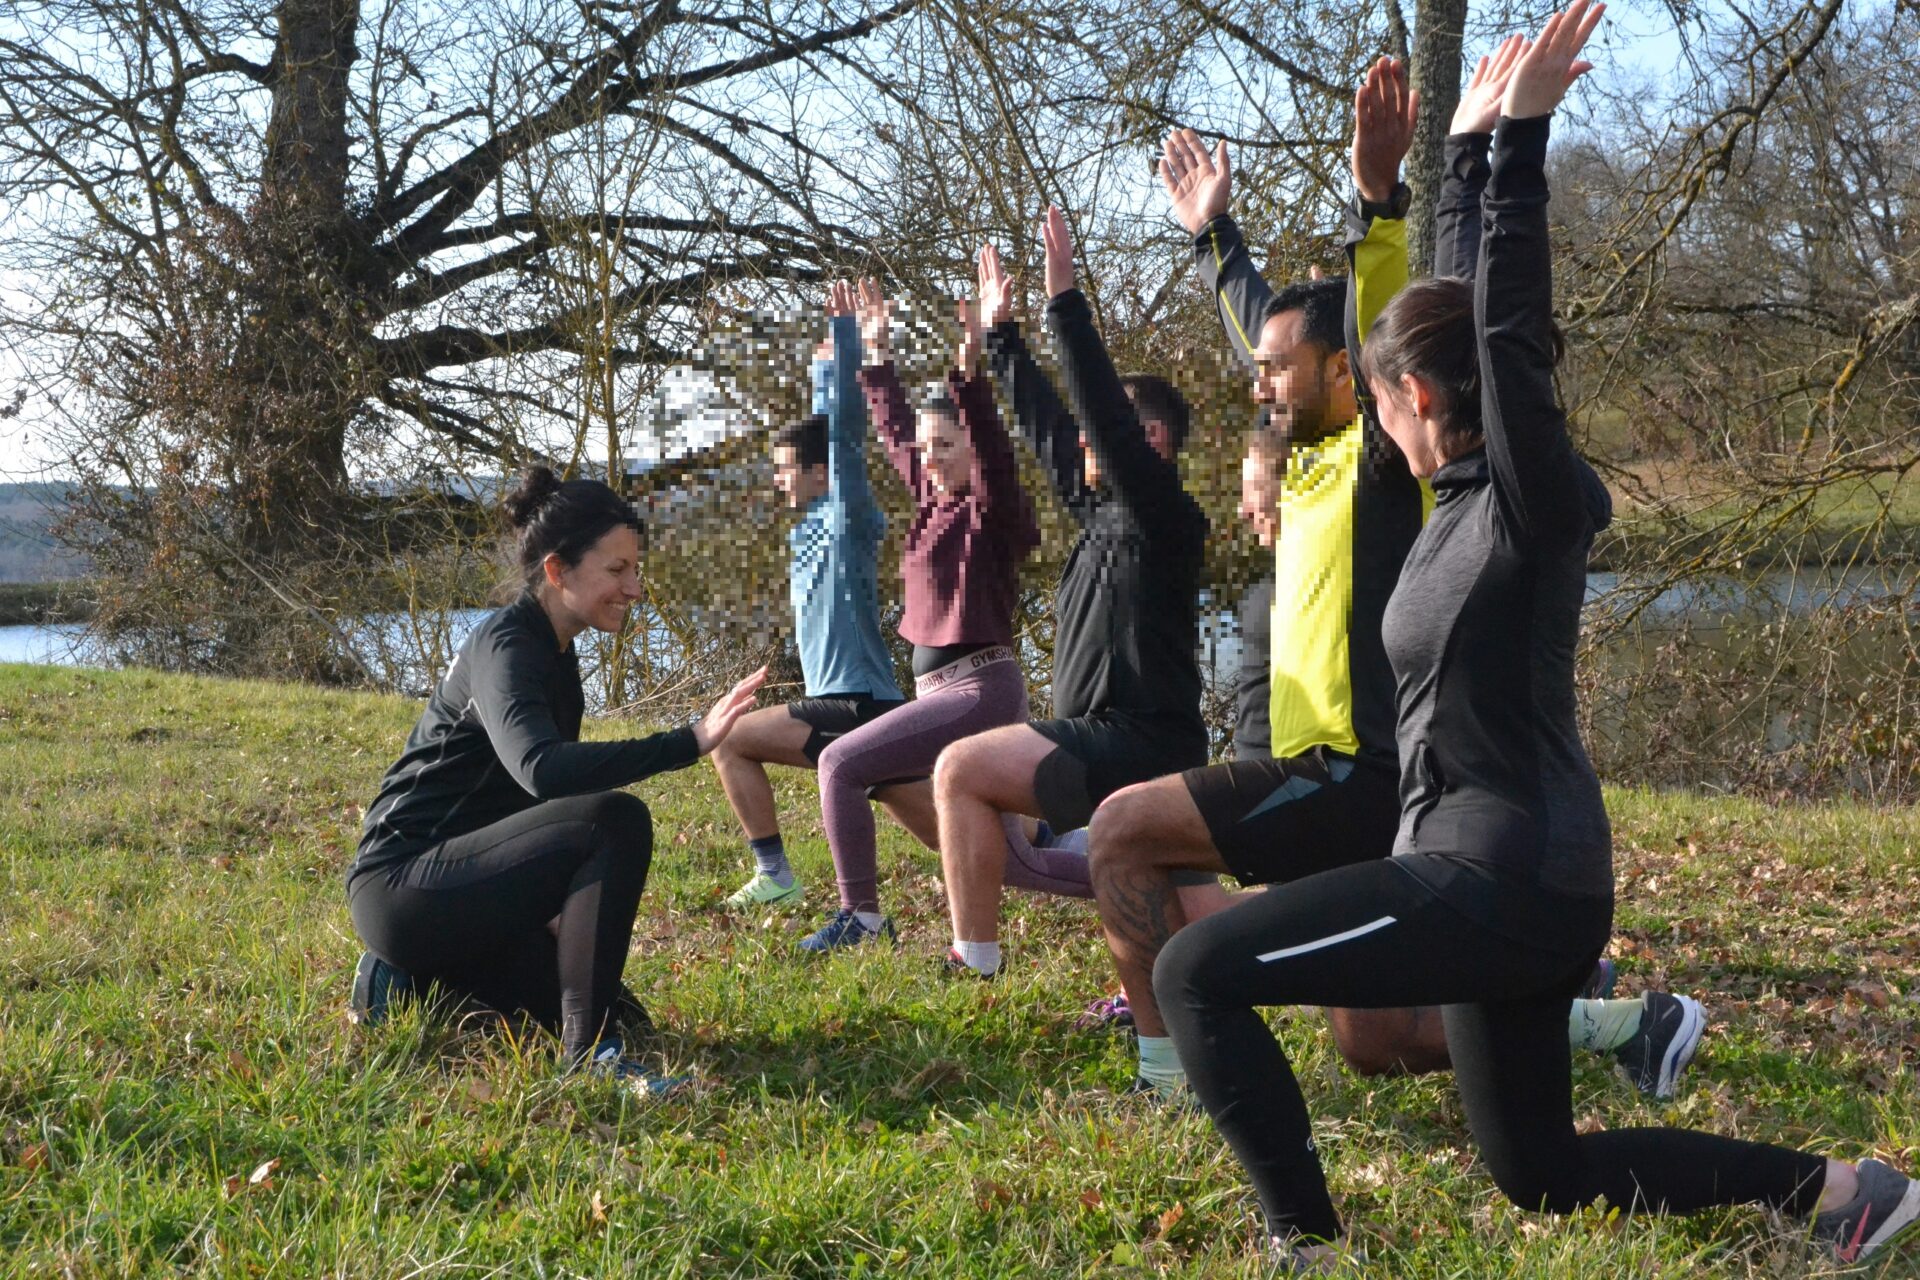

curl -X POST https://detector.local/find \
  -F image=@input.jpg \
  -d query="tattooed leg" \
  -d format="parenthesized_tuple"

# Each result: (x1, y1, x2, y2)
(1087, 778, 1231, 1039)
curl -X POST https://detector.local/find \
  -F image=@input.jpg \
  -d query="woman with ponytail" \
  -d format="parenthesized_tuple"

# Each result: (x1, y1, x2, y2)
(346, 466, 766, 1080)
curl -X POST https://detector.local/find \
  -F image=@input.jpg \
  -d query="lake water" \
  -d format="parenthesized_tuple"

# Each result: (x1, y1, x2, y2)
(3, 568, 1910, 680)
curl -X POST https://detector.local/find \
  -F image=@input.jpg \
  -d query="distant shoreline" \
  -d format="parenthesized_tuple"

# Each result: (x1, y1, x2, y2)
(0, 581, 91, 627)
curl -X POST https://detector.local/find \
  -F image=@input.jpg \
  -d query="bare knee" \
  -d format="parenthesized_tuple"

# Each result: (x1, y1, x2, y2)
(932, 740, 982, 803)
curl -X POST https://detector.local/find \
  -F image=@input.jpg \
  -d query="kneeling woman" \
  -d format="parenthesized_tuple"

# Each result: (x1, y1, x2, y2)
(346, 467, 765, 1071)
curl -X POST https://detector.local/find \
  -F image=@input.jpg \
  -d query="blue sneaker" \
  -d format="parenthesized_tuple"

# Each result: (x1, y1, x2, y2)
(580, 1039, 691, 1096)
(350, 950, 415, 1027)
(798, 909, 898, 953)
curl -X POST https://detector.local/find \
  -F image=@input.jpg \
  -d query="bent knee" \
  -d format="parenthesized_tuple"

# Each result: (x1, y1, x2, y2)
(1088, 781, 1185, 864)
(1152, 919, 1232, 1012)
(580, 790, 652, 843)
(932, 740, 983, 797)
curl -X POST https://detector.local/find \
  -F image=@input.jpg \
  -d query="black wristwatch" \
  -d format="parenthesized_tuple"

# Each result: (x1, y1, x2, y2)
(1358, 181, 1412, 222)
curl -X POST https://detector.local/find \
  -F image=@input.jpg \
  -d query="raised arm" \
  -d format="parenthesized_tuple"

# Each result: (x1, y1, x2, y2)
(852, 277, 921, 495)
(1161, 129, 1271, 364)
(471, 631, 699, 799)
(1435, 35, 1526, 280)
(1345, 57, 1417, 412)
(1478, 2, 1604, 549)
(821, 282, 873, 513)
(978, 240, 1092, 516)
(1041, 205, 1184, 522)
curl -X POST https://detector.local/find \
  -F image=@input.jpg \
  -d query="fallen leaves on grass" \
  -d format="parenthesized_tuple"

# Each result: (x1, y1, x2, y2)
(223, 1158, 280, 1199)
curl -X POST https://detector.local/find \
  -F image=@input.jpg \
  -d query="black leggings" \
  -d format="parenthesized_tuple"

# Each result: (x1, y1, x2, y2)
(1154, 855, 1828, 1243)
(349, 792, 654, 1061)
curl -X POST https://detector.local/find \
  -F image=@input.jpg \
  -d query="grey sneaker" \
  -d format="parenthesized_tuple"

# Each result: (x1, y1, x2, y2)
(1813, 1158, 1920, 1266)
(1612, 991, 1704, 1098)
(1270, 1238, 1366, 1274)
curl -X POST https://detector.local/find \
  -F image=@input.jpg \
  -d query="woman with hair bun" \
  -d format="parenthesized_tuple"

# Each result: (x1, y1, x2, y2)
(346, 465, 766, 1080)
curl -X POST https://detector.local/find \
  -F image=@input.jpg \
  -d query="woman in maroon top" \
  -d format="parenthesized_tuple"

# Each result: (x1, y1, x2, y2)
(798, 269, 1041, 951)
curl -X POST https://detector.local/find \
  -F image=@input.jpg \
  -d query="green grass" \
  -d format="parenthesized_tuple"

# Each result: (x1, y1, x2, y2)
(2, 663, 1917, 1278)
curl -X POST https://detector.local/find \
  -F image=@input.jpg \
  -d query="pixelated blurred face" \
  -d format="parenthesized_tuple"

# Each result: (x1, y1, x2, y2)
(772, 444, 826, 509)
(917, 407, 974, 497)
(1252, 309, 1340, 443)
(1080, 414, 1173, 490)
(1240, 440, 1278, 548)
(547, 524, 643, 635)
(1078, 430, 1102, 490)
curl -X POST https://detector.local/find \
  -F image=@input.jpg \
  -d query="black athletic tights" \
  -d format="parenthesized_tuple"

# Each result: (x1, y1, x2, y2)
(1155, 854, 1828, 1243)
(349, 791, 653, 1062)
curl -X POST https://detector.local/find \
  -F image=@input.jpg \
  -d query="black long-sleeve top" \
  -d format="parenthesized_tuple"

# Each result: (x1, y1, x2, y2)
(1381, 115, 1615, 908)
(351, 593, 700, 880)
(985, 292, 1208, 755)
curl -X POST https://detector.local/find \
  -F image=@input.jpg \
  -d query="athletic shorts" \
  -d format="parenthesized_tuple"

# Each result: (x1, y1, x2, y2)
(788, 695, 907, 764)
(1029, 711, 1208, 832)
(1181, 746, 1401, 888)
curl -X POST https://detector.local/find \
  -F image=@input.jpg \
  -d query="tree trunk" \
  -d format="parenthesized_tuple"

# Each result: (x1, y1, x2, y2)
(1406, 0, 1469, 278)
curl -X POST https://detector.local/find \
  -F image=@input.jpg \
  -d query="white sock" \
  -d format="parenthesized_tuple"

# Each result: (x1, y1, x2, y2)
(952, 939, 1001, 976)
(853, 910, 885, 932)
(1136, 1035, 1186, 1095)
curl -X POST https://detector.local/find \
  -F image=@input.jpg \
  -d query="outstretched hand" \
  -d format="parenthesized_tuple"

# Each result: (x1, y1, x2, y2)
(1453, 34, 1529, 135)
(693, 666, 769, 755)
(1041, 205, 1075, 300)
(1352, 55, 1418, 203)
(977, 242, 1016, 329)
(855, 277, 892, 366)
(1501, 0, 1603, 120)
(1159, 128, 1232, 235)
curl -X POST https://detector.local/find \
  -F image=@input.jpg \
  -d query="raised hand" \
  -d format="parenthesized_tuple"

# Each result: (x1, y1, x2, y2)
(977, 242, 1016, 328)
(693, 666, 769, 754)
(1453, 34, 1529, 135)
(956, 297, 983, 372)
(855, 276, 893, 365)
(1041, 204, 1075, 300)
(1501, 0, 1603, 120)
(1351, 55, 1419, 204)
(1159, 128, 1232, 235)
(825, 278, 855, 318)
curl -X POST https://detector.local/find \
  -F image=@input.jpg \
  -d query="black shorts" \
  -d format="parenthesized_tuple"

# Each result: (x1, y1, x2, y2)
(1182, 746, 1401, 887)
(787, 695, 906, 763)
(1029, 711, 1208, 831)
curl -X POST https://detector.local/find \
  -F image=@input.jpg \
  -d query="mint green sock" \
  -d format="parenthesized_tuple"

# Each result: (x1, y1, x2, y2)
(1568, 997, 1643, 1052)
(1136, 1035, 1187, 1096)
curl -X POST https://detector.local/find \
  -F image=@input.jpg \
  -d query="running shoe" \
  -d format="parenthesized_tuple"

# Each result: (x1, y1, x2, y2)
(941, 947, 997, 980)
(1076, 991, 1134, 1030)
(724, 871, 804, 910)
(1270, 1238, 1365, 1275)
(349, 950, 416, 1027)
(797, 908, 897, 953)
(1813, 1158, 1920, 1265)
(579, 1038, 691, 1096)
(1612, 990, 1705, 1098)
(611, 982, 656, 1041)
(1121, 1075, 1197, 1110)
(1581, 956, 1617, 1000)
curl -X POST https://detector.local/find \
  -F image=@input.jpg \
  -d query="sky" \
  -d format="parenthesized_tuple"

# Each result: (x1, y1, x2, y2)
(0, 12, 1695, 483)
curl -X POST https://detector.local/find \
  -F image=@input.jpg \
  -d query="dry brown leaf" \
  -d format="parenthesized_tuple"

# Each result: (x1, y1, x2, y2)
(591, 1190, 608, 1224)
(17, 1142, 48, 1172)
(464, 1078, 497, 1104)
(1079, 1189, 1103, 1209)
(1156, 1202, 1185, 1235)
(223, 1173, 246, 1199)
(248, 1158, 279, 1187)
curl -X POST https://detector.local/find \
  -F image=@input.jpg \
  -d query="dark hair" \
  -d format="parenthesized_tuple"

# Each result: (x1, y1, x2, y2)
(1262, 277, 1346, 355)
(1119, 374, 1191, 453)
(1360, 277, 1568, 453)
(503, 464, 644, 590)
(773, 413, 829, 470)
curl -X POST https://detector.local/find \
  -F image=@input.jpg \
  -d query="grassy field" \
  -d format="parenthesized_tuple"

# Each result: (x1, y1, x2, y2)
(2, 662, 1917, 1278)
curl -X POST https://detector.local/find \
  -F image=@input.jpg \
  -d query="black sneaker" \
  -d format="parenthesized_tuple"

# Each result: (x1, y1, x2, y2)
(349, 950, 415, 1027)
(611, 982, 656, 1042)
(1612, 990, 1704, 1098)
(1813, 1158, 1920, 1266)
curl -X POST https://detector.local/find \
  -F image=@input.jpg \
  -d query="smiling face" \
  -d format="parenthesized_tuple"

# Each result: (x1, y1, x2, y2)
(917, 406, 974, 496)
(544, 523, 644, 638)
